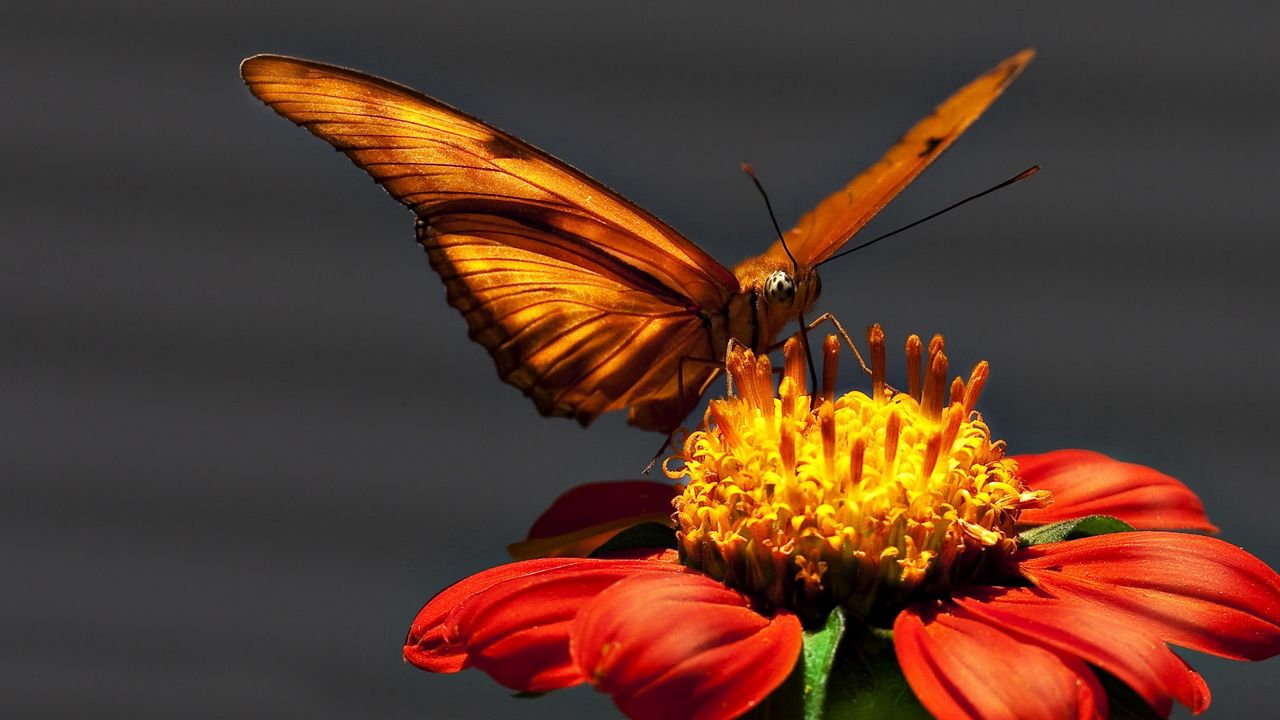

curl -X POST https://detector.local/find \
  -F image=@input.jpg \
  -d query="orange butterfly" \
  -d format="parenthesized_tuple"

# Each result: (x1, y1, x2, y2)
(241, 49, 1033, 433)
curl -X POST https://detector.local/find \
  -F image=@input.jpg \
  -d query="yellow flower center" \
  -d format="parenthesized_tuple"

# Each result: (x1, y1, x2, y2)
(667, 327, 1050, 623)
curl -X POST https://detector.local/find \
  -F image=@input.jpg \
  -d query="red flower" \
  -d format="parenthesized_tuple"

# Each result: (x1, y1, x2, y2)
(406, 464, 1279, 719)
(404, 335, 1280, 719)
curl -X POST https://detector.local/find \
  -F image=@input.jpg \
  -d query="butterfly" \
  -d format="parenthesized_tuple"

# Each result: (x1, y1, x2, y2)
(241, 49, 1033, 433)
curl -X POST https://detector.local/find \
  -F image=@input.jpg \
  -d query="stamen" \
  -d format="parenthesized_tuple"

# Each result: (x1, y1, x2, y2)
(820, 401, 836, 478)
(723, 340, 743, 398)
(847, 436, 866, 493)
(780, 414, 796, 478)
(939, 404, 963, 456)
(784, 337, 806, 395)
(780, 377, 799, 483)
(949, 377, 966, 407)
(922, 350, 949, 420)
(726, 346, 752, 401)
(822, 335, 839, 405)
(781, 375, 797, 420)
(962, 361, 989, 417)
(884, 411, 901, 466)
(869, 324, 886, 402)
(906, 335, 923, 401)
(928, 334, 946, 361)
(710, 403, 739, 447)
(750, 354, 774, 414)
(921, 429, 942, 479)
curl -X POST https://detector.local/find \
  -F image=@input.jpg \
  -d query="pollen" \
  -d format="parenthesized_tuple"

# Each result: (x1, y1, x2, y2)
(667, 327, 1051, 622)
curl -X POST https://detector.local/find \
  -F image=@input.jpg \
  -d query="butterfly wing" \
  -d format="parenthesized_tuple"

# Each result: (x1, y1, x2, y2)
(766, 49, 1035, 267)
(241, 55, 737, 429)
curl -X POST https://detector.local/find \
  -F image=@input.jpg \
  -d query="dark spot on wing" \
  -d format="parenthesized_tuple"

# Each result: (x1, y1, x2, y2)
(919, 135, 945, 158)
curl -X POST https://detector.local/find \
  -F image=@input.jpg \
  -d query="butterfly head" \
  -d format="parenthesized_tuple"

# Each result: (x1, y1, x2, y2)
(733, 256, 823, 347)
(763, 270, 796, 306)
(757, 265, 821, 316)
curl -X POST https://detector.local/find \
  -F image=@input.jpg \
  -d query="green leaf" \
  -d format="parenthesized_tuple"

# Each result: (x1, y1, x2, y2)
(800, 608, 846, 720)
(1017, 515, 1135, 547)
(587, 521, 677, 557)
(823, 629, 932, 720)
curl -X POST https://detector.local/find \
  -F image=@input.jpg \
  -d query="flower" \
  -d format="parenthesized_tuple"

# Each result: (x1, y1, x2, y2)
(673, 330, 1051, 624)
(404, 328, 1280, 719)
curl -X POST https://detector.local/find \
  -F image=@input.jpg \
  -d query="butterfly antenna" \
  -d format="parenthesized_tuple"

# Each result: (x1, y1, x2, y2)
(743, 162, 817, 390)
(742, 163, 799, 273)
(816, 165, 1040, 267)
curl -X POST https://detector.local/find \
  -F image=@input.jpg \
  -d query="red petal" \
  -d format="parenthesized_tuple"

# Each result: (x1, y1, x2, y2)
(404, 558, 574, 673)
(1018, 532, 1280, 661)
(1015, 450, 1217, 532)
(509, 480, 679, 559)
(956, 587, 1209, 715)
(894, 603, 1106, 720)
(571, 572, 802, 720)
(526, 481, 679, 538)
(404, 558, 683, 692)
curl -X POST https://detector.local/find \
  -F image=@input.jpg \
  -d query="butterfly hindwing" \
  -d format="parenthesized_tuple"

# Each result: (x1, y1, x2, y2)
(419, 215, 717, 425)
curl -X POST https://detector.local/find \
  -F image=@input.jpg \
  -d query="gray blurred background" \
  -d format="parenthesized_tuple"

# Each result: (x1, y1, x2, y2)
(4, 2, 1277, 718)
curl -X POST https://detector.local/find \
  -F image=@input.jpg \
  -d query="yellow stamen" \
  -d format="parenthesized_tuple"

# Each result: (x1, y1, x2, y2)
(869, 324, 886, 401)
(822, 335, 839, 405)
(884, 410, 902, 467)
(963, 361, 989, 418)
(785, 335, 807, 396)
(922, 346, 948, 420)
(848, 437, 865, 494)
(906, 334, 923, 401)
(949, 377, 966, 409)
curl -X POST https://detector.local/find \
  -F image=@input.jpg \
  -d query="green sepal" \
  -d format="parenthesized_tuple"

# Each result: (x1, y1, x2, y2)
(800, 607, 846, 719)
(745, 608, 845, 720)
(587, 521, 677, 557)
(747, 615, 929, 719)
(1017, 515, 1135, 547)
(822, 628, 931, 719)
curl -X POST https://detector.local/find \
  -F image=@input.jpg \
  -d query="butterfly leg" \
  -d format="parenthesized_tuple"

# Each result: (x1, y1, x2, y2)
(767, 312, 872, 377)
(798, 310, 870, 376)
(642, 356, 725, 474)
(804, 313, 905, 396)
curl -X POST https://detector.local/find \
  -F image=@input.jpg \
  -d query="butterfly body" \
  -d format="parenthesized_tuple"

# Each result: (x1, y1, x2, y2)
(242, 49, 1032, 433)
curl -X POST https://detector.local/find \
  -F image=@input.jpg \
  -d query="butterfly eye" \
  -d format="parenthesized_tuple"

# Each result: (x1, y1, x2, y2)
(764, 270, 797, 307)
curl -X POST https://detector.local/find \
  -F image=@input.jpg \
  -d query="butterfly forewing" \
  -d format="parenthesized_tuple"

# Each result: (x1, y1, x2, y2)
(241, 56, 736, 303)
(768, 49, 1035, 267)
(241, 55, 737, 427)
